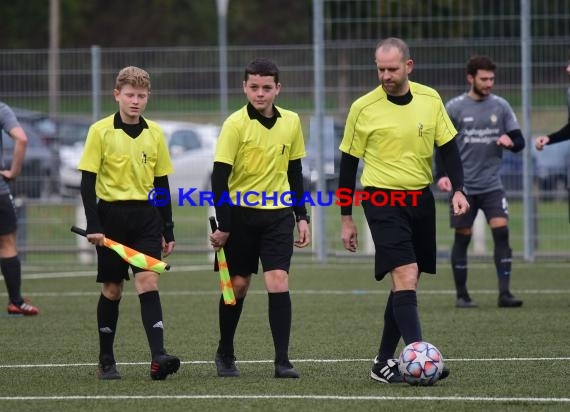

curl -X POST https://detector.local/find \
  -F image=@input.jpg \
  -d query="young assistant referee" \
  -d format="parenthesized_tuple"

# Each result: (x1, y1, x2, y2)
(78, 66, 180, 381)
(210, 58, 310, 379)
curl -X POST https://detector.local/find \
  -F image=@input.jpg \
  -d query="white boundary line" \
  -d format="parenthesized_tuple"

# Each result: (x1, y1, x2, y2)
(18, 260, 570, 280)
(2, 289, 570, 299)
(0, 394, 569, 403)
(1, 356, 569, 369)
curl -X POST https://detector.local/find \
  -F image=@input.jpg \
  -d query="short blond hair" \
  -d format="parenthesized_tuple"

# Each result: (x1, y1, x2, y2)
(115, 66, 151, 91)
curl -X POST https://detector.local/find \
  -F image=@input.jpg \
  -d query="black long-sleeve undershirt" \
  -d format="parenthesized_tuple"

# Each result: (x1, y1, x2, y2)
(506, 129, 525, 153)
(211, 162, 232, 232)
(337, 152, 359, 216)
(286, 158, 308, 218)
(80, 171, 101, 234)
(436, 138, 465, 192)
(547, 122, 570, 144)
(154, 175, 174, 242)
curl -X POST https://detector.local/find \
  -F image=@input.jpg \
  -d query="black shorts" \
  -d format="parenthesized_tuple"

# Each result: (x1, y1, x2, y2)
(450, 189, 509, 229)
(0, 193, 17, 236)
(96, 200, 163, 283)
(221, 207, 295, 276)
(362, 187, 436, 281)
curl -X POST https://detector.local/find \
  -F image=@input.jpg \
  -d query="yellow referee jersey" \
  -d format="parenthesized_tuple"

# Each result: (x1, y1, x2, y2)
(214, 105, 306, 209)
(78, 114, 173, 201)
(340, 81, 457, 190)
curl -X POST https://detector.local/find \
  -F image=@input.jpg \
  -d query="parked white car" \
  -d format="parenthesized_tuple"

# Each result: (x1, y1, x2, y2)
(59, 119, 219, 197)
(160, 120, 219, 194)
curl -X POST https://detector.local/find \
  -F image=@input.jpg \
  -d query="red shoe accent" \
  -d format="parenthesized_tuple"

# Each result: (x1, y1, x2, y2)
(7, 301, 39, 316)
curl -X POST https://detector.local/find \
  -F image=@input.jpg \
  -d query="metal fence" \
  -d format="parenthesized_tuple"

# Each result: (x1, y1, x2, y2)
(1, 0, 569, 267)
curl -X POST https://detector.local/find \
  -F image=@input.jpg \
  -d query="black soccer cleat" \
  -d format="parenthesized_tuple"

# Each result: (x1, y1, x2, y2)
(370, 357, 403, 383)
(97, 356, 121, 380)
(150, 353, 180, 380)
(440, 365, 450, 381)
(274, 361, 300, 378)
(456, 297, 478, 308)
(498, 292, 523, 308)
(215, 351, 240, 377)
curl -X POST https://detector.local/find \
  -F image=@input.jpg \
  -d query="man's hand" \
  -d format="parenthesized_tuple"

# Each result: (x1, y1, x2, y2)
(341, 215, 358, 252)
(294, 220, 311, 248)
(0, 169, 16, 180)
(86, 232, 106, 247)
(535, 135, 550, 151)
(210, 230, 230, 251)
(162, 239, 175, 257)
(437, 176, 452, 192)
(496, 133, 514, 149)
(452, 191, 470, 216)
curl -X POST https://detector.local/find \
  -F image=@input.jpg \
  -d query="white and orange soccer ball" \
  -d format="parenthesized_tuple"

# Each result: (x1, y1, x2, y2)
(398, 341, 445, 386)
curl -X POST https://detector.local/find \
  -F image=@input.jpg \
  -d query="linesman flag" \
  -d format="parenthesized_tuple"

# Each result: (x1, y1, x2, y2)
(209, 216, 236, 306)
(70, 226, 170, 274)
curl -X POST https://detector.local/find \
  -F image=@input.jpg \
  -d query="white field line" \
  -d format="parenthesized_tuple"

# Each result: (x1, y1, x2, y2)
(2, 288, 570, 298)
(0, 394, 569, 403)
(1, 356, 569, 369)
(18, 260, 570, 280)
(15, 264, 570, 296)
(1, 358, 569, 404)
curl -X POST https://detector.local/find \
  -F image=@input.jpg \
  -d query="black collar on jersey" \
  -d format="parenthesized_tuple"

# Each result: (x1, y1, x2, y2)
(387, 89, 413, 105)
(247, 102, 281, 129)
(113, 112, 149, 138)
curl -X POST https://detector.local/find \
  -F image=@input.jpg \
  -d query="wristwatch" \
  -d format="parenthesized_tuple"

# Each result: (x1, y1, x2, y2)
(296, 215, 310, 224)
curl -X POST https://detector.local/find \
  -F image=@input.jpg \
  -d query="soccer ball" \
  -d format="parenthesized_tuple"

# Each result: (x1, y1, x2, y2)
(398, 341, 444, 386)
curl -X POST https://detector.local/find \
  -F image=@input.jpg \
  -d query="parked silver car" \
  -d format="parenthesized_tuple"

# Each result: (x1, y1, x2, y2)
(1, 119, 58, 198)
(160, 120, 219, 195)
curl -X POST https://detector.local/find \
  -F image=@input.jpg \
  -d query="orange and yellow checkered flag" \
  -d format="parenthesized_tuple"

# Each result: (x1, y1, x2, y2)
(209, 217, 236, 306)
(71, 226, 170, 274)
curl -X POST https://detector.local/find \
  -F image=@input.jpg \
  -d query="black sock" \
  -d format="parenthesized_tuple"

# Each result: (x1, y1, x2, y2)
(451, 232, 471, 299)
(97, 294, 120, 364)
(218, 295, 244, 356)
(378, 291, 401, 362)
(392, 290, 422, 345)
(268, 291, 292, 364)
(1, 256, 23, 305)
(139, 291, 164, 359)
(492, 226, 512, 295)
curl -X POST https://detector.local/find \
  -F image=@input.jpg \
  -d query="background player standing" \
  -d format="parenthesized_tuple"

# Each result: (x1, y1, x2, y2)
(210, 58, 310, 379)
(435, 55, 525, 308)
(0, 101, 39, 316)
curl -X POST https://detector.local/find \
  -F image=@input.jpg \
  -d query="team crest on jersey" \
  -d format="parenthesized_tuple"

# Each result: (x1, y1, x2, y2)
(490, 114, 498, 124)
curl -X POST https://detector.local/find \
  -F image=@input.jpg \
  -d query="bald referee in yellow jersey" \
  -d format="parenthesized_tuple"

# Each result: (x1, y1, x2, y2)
(338, 38, 469, 384)
(78, 66, 179, 381)
(210, 58, 310, 379)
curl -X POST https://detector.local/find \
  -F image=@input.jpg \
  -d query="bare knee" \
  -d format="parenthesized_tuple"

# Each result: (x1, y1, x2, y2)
(0, 233, 18, 257)
(134, 271, 159, 294)
(264, 270, 289, 293)
(102, 282, 123, 300)
(456, 227, 472, 236)
(231, 275, 251, 299)
(391, 264, 419, 291)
